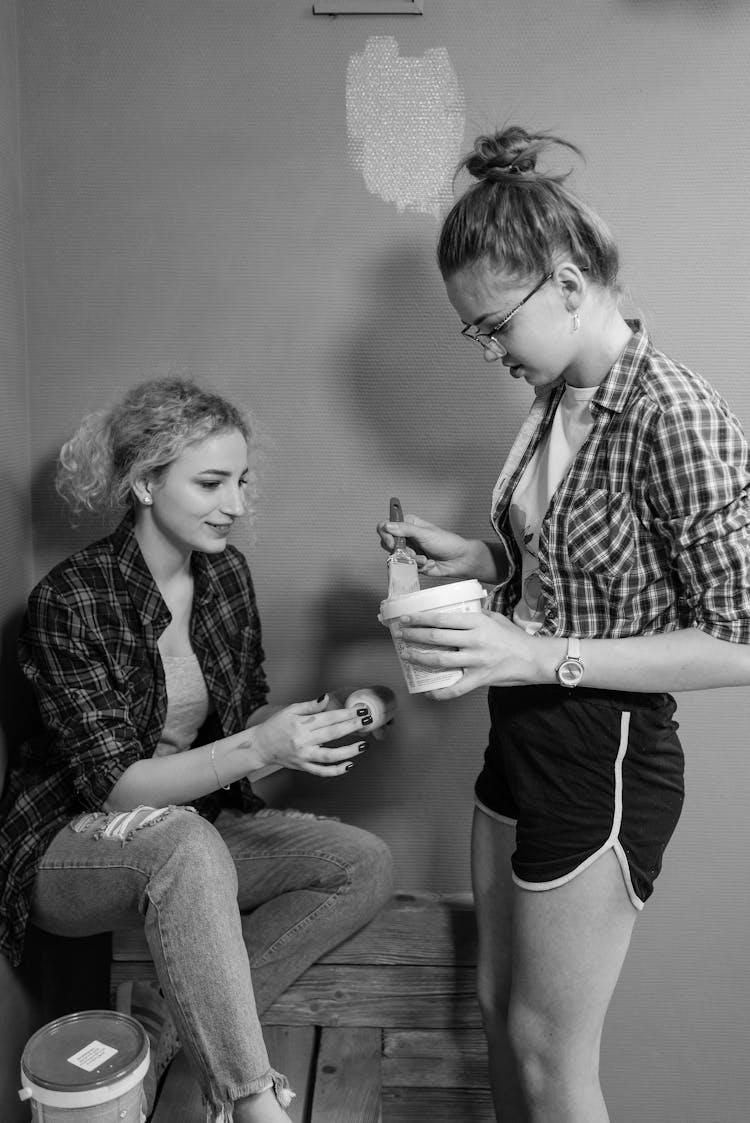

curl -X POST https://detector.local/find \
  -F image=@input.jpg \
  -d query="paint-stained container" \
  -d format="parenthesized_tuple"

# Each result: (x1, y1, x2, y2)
(379, 579, 487, 693)
(19, 1010, 149, 1122)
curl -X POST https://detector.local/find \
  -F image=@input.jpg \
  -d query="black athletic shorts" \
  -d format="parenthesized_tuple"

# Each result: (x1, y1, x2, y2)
(474, 684, 685, 908)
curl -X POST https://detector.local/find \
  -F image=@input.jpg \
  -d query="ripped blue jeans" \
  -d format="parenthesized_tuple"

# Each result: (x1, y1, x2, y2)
(29, 805, 393, 1121)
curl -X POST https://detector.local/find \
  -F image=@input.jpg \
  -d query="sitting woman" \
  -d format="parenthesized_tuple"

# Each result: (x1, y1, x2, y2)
(0, 377, 393, 1123)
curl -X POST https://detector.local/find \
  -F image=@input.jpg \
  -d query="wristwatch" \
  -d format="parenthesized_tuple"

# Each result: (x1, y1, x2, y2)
(555, 636, 584, 688)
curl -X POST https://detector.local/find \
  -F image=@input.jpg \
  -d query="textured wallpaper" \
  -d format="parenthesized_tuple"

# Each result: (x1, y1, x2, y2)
(0, 0, 31, 778)
(11, 4, 750, 1117)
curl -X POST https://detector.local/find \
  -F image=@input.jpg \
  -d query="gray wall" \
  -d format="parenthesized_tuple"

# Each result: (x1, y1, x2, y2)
(0, 1, 35, 1116)
(0, 0, 31, 778)
(7, 2, 750, 1119)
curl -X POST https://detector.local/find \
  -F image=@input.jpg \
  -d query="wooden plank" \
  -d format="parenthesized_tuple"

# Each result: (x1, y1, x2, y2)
(111, 926, 146, 962)
(151, 1030, 316, 1123)
(382, 1086, 495, 1122)
(310, 1026, 381, 1123)
(264, 1025, 317, 1123)
(112, 894, 485, 1122)
(151, 1049, 203, 1123)
(111, 959, 158, 986)
(111, 893, 478, 969)
(382, 1028, 489, 1088)
(111, 961, 484, 1021)
(317, 894, 477, 967)
(261, 965, 481, 1029)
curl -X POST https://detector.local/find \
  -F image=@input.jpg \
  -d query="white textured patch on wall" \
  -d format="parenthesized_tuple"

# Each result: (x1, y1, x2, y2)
(346, 35, 465, 218)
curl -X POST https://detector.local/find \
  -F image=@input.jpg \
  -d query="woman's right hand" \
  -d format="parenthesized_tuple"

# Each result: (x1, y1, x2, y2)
(377, 512, 488, 581)
(250, 695, 366, 777)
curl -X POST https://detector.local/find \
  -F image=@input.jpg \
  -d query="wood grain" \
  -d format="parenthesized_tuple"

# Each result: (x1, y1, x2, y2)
(113, 894, 489, 1121)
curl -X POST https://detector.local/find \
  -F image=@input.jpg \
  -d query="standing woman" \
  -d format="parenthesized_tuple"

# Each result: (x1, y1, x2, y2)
(1, 377, 393, 1123)
(378, 126, 750, 1122)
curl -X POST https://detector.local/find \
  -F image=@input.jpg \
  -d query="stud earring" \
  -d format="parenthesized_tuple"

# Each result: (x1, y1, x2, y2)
(572, 312, 580, 332)
(142, 495, 152, 506)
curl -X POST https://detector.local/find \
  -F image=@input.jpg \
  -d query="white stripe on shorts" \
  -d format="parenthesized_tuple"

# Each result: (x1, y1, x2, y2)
(478, 710, 643, 910)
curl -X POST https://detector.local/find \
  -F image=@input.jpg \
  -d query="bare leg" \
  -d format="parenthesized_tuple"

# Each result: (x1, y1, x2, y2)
(509, 849, 637, 1123)
(233, 1089, 293, 1123)
(471, 807, 528, 1123)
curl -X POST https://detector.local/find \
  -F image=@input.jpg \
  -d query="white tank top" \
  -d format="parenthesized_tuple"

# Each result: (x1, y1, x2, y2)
(509, 382, 598, 633)
(153, 653, 211, 757)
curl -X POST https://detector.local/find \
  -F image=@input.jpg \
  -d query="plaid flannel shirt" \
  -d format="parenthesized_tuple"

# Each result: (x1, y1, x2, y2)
(488, 323, 750, 642)
(0, 514, 267, 965)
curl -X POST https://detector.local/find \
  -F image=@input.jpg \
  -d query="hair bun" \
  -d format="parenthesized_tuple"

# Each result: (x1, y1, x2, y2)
(440, 126, 614, 287)
(464, 127, 538, 182)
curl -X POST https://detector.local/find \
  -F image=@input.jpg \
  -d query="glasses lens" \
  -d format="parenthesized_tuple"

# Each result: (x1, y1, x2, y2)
(482, 334, 506, 357)
(463, 328, 506, 357)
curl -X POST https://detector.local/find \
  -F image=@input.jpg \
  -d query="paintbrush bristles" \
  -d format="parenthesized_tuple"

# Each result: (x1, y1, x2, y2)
(386, 496, 420, 597)
(387, 550, 420, 598)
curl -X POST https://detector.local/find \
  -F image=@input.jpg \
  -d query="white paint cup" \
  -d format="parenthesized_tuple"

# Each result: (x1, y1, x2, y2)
(379, 579, 487, 694)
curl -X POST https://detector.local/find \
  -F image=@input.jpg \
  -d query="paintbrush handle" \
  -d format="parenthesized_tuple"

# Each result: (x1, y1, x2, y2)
(389, 496, 406, 550)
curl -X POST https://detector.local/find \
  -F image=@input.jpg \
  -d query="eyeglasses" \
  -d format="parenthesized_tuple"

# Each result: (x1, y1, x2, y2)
(460, 271, 554, 357)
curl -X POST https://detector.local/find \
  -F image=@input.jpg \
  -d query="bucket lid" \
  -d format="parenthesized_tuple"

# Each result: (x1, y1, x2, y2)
(379, 578, 486, 621)
(20, 1010, 149, 1094)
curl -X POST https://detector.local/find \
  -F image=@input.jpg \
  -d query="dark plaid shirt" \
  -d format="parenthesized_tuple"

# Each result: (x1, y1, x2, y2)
(489, 323, 750, 642)
(0, 514, 267, 965)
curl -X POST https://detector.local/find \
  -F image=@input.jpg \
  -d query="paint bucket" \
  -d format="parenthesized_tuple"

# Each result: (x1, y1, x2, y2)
(19, 1010, 149, 1123)
(379, 579, 487, 694)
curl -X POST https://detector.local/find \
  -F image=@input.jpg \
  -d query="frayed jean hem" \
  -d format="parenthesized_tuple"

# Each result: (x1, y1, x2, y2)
(204, 1069, 294, 1122)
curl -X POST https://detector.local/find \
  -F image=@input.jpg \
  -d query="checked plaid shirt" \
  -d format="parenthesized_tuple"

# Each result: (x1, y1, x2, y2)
(488, 323, 750, 643)
(0, 514, 267, 965)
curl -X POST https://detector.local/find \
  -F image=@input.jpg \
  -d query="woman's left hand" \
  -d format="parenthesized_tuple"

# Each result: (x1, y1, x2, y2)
(394, 608, 540, 699)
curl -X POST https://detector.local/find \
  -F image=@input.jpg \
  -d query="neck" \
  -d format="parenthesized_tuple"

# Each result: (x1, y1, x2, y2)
(134, 515, 193, 589)
(564, 307, 633, 388)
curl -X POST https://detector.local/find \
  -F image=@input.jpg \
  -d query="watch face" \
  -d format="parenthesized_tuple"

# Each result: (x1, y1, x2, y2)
(558, 658, 584, 688)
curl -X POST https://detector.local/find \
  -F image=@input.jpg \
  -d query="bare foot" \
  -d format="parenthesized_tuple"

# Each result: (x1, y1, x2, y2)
(232, 1086, 294, 1123)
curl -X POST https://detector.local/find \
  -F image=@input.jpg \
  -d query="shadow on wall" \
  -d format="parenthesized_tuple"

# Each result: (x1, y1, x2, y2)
(256, 571, 485, 874)
(330, 237, 517, 513)
(30, 448, 119, 575)
(0, 477, 34, 786)
(257, 235, 507, 851)
(260, 573, 403, 816)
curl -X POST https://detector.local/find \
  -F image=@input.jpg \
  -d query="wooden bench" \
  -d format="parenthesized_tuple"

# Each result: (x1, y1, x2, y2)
(111, 892, 494, 1122)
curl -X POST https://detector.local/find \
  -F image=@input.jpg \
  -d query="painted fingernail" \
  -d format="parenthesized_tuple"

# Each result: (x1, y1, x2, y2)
(357, 743, 367, 753)
(360, 715, 373, 726)
(356, 705, 371, 718)
(345, 761, 355, 771)
(316, 694, 327, 703)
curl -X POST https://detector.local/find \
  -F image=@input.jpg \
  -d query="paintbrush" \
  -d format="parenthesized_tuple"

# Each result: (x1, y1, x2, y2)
(387, 497, 420, 598)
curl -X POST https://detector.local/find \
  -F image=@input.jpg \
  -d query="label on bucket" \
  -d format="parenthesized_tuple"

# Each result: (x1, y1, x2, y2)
(68, 1041, 119, 1072)
(379, 580, 487, 695)
(394, 599, 478, 693)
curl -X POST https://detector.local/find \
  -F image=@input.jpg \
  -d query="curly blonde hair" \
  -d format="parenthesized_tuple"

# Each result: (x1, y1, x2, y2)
(56, 377, 255, 516)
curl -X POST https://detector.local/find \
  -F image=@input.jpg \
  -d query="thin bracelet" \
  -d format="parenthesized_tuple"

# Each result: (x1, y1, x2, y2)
(209, 742, 231, 791)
